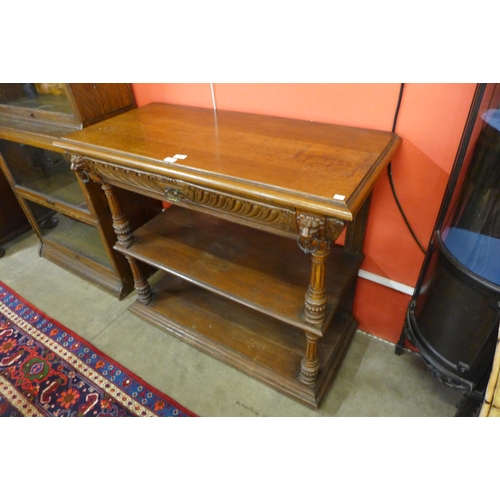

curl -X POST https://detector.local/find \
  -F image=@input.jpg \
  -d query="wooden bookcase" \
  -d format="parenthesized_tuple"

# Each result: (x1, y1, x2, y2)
(55, 103, 401, 407)
(0, 84, 161, 298)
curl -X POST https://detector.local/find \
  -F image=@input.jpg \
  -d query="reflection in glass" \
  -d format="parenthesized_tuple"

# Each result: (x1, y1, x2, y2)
(0, 141, 87, 210)
(26, 200, 113, 270)
(0, 84, 72, 115)
(441, 102, 500, 286)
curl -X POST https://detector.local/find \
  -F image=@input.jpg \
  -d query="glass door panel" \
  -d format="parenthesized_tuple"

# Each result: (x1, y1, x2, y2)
(26, 200, 114, 271)
(0, 84, 73, 116)
(0, 140, 88, 210)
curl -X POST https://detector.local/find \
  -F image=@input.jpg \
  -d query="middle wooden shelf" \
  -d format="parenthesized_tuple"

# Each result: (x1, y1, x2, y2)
(115, 205, 363, 336)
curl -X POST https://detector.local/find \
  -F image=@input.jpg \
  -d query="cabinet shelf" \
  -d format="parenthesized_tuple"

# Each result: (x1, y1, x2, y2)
(117, 206, 363, 335)
(131, 272, 358, 408)
(15, 186, 94, 226)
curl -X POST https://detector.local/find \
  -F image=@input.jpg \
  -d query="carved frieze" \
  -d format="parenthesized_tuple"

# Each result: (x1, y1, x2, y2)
(74, 156, 298, 235)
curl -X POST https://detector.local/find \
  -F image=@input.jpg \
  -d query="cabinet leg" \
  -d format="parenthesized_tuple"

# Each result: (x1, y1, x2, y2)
(300, 239, 330, 385)
(300, 332, 320, 385)
(102, 183, 154, 304)
(304, 239, 330, 325)
(395, 322, 410, 355)
(101, 182, 153, 304)
(101, 183, 135, 248)
(296, 213, 344, 386)
(395, 331, 406, 356)
(125, 255, 154, 304)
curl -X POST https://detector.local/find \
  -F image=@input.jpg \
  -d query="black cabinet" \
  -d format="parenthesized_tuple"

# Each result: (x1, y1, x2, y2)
(397, 84, 500, 409)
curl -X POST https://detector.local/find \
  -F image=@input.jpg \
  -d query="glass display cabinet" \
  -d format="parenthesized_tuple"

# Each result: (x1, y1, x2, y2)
(0, 84, 161, 298)
(396, 83, 500, 415)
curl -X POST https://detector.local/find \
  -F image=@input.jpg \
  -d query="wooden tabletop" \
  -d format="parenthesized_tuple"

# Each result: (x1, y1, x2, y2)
(55, 103, 401, 220)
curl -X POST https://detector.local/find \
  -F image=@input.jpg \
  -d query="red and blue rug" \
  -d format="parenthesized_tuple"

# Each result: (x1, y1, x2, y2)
(0, 282, 196, 417)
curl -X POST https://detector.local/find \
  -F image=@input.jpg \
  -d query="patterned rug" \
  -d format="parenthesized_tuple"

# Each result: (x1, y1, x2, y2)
(0, 282, 196, 417)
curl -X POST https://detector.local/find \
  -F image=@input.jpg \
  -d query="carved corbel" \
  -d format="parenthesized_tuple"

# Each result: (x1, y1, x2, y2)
(296, 213, 323, 254)
(70, 155, 90, 183)
(296, 213, 344, 253)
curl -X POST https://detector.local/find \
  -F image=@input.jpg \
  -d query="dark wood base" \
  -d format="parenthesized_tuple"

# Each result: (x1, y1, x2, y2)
(41, 240, 133, 299)
(129, 273, 357, 408)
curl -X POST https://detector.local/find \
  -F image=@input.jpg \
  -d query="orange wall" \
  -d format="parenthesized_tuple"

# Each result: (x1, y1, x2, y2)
(131, 83, 477, 343)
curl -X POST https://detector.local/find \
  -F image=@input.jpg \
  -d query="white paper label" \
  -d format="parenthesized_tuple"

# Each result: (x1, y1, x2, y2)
(333, 194, 345, 201)
(174, 154, 187, 160)
(163, 157, 177, 163)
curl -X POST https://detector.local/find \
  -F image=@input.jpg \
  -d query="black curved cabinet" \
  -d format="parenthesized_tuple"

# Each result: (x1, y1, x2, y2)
(397, 83, 500, 402)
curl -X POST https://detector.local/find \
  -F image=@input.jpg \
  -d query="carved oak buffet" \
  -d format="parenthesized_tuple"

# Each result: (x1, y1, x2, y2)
(54, 103, 401, 408)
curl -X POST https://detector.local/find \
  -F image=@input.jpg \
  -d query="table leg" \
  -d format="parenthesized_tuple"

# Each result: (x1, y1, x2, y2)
(101, 182, 154, 304)
(300, 238, 330, 385)
(101, 183, 135, 248)
(304, 238, 330, 325)
(300, 331, 320, 385)
(124, 255, 154, 305)
(296, 213, 343, 385)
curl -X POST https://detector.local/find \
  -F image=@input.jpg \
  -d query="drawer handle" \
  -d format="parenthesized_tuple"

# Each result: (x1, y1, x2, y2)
(164, 188, 182, 202)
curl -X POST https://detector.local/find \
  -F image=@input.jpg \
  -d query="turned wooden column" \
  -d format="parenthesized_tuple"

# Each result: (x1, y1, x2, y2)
(300, 237, 330, 385)
(304, 238, 330, 325)
(296, 213, 344, 385)
(71, 155, 154, 304)
(100, 182, 154, 304)
(100, 183, 135, 248)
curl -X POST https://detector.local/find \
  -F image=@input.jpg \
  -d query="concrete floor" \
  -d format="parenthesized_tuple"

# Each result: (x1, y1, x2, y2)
(0, 231, 461, 417)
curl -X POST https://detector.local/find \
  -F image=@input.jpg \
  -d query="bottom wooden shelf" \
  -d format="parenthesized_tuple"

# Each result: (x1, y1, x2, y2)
(129, 273, 358, 408)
